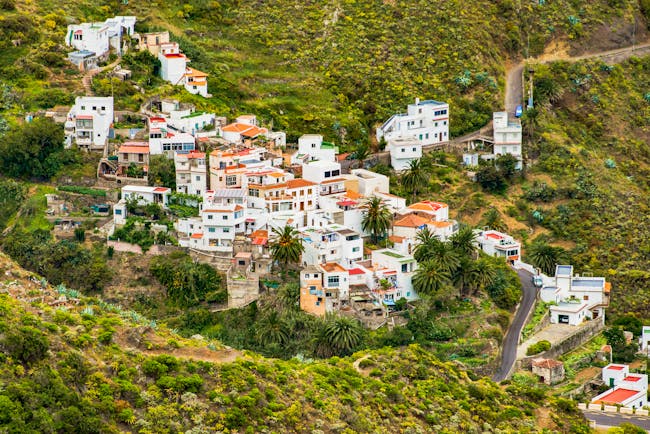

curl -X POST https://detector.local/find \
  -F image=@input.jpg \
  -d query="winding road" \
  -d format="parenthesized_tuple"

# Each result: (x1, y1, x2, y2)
(505, 40, 650, 113)
(491, 268, 537, 382)
(582, 410, 650, 432)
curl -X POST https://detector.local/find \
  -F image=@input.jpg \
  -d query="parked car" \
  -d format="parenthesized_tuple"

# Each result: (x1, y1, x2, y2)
(532, 275, 543, 287)
(515, 105, 523, 118)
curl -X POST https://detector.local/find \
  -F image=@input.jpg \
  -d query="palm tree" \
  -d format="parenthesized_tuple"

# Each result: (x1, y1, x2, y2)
(361, 196, 392, 244)
(323, 315, 363, 356)
(354, 143, 370, 169)
(527, 242, 567, 276)
(276, 283, 300, 311)
(450, 225, 477, 259)
(453, 256, 479, 298)
(413, 226, 440, 262)
(412, 260, 451, 298)
(481, 207, 507, 233)
(269, 225, 304, 267)
(471, 258, 497, 296)
(401, 158, 429, 203)
(256, 310, 290, 346)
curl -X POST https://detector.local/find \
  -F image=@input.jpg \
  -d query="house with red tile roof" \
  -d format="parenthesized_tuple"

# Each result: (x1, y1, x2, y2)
(592, 364, 647, 408)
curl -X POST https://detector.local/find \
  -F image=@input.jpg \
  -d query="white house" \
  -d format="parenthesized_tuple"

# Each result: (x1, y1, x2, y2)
(393, 214, 457, 242)
(182, 67, 209, 97)
(475, 229, 521, 263)
(245, 167, 295, 212)
(103, 16, 136, 56)
(302, 160, 343, 185)
(389, 138, 422, 172)
(175, 151, 207, 196)
(369, 249, 418, 304)
(114, 185, 171, 225)
(349, 168, 389, 195)
(221, 122, 268, 144)
(640, 326, 650, 352)
(592, 364, 647, 409)
(540, 265, 610, 325)
(168, 110, 215, 135)
(66, 23, 109, 58)
(293, 134, 337, 163)
(493, 111, 523, 169)
(300, 224, 363, 268)
(64, 96, 114, 151)
(377, 98, 450, 146)
(177, 190, 246, 255)
(286, 178, 319, 213)
(159, 43, 187, 85)
(149, 130, 195, 156)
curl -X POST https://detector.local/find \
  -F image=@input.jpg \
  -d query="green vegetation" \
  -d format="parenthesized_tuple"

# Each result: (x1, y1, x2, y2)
(111, 217, 175, 252)
(150, 252, 226, 307)
(526, 340, 551, 356)
(147, 154, 176, 189)
(57, 185, 107, 197)
(361, 196, 392, 243)
(269, 225, 305, 267)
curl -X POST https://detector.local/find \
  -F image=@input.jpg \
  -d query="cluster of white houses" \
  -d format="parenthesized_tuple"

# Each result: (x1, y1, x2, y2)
(108, 103, 531, 316)
(591, 364, 648, 409)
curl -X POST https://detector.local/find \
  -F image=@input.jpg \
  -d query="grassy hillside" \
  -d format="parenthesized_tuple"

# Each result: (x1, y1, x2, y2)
(0, 0, 646, 145)
(0, 251, 589, 433)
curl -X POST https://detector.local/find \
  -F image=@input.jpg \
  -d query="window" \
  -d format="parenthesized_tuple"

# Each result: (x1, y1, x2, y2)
(401, 148, 405, 153)
(196, 176, 201, 181)
(412, 148, 416, 152)
(402, 264, 408, 272)
(249, 189, 259, 197)
(425, 133, 429, 139)
(352, 247, 360, 252)
(222, 215, 228, 220)
(312, 143, 316, 148)
(101, 106, 105, 111)
(208, 227, 216, 233)
(138, 154, 144, 162)
(324, 171, 331, 178)
(74, 34, 83, 40)
(226, 175, 237, 186)
(327, 276, 339, 287)
(92, 106, 96, 111)
(583, 295, 589, 300)
(208, 215, 213, 220)
(223, 228, 230, 233)
(419, 134, 422, 140)
(115, 209, 122, 215)
(332, 169, 340, 176)
(444, 121, 447, 125)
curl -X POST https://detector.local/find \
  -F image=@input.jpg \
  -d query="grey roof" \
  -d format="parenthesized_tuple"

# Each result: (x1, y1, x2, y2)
(556, 265, 573, 276)
(211, 189, 246, 198)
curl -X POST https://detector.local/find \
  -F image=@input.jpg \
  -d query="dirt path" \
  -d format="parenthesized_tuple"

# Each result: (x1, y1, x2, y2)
(352, 354, 371, 376)
(505, 39, 650, 113)
(81, 58, 122, 97)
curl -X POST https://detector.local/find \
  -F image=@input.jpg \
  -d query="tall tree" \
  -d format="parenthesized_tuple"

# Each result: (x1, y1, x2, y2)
(480, 207, 507, 233)
(527, 242, 567, 275)
(269, 225, 304, 267)
(256, 310, 290, 346)
(413, 227, 461, 274)
(453, 256, 479, 297)
(361, 196, 392, 244)
(322, 315, 363, 356)
(353, 143, 370, 169)
(471, 258, 498, 296)
(401, 158, 429, 203)
(450, 225, 477, 259)
(412, 260, 451, 298)
(148, 154, 176, 189)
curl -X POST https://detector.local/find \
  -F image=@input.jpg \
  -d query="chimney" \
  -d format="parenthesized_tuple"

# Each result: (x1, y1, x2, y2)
(415, 97, 420, 105)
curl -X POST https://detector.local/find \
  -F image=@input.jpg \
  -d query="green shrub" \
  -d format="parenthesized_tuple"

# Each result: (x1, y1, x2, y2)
(526, 340, 551, 356)
(58, 186, 107, 197)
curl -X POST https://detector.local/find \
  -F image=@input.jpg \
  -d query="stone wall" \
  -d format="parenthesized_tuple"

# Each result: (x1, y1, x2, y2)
(517, 318, 605, 371)
(188, 248, 233, 272)
(107, 240, 182, 256)
(226, 266, 259, 309)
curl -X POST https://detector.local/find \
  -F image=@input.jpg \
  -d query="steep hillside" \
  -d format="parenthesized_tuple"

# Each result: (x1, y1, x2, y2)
(0, 251, 589, 433)
(0, 0, 646, 143)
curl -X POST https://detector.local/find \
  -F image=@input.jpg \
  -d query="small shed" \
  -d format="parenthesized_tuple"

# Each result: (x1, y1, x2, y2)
(531, 358, 565, 385)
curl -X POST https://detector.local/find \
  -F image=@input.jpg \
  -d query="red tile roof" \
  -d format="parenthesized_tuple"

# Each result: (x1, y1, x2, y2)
(348, 268, 365, 275)
(408, 200, 448, 212)
(594, 388, 641, 404)
(623, 376, 642, 382)
(607, 365, 626, 371)
(393, 214, 431, 228)
(190, 233, 203, 239)
(286, 178, 316, 189)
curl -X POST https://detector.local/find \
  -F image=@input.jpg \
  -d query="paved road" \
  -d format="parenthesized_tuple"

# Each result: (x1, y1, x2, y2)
(583, 410, 650, 431)
(505, 40, 650, 113)
(492, 268, 537, 382)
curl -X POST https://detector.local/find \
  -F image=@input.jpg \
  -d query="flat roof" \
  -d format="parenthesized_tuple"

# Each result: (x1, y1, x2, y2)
(607, 365, 627, 371)
(594, 388, 642, 404)
(623, 375, 643, 382)
(556, 265, 573, 276)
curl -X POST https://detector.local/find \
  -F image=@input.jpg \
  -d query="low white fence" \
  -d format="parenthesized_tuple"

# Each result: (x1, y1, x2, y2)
(578, 402, 650, 416)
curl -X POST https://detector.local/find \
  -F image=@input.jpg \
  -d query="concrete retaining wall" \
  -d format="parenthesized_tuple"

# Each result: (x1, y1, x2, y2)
(579, 402, 650, 416)
(517, 319, 605, 371)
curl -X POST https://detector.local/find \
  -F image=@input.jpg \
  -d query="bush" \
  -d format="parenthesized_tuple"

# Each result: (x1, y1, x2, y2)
(1, 326, 49, 365)
(526, 340, 551, 356)
(58, 186, 107, 197)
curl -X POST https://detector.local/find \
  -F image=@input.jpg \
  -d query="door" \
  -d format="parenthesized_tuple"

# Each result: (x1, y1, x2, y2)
(559, 315, 569, 324)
